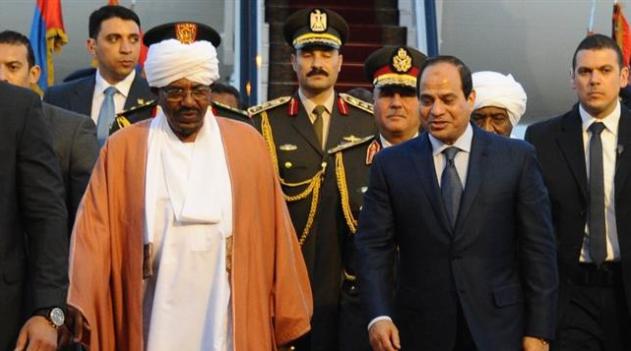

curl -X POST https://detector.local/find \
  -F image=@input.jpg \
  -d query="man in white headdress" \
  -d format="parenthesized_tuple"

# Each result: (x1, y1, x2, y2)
(63, 22, 312, 351)
(471, 71, 527, 137)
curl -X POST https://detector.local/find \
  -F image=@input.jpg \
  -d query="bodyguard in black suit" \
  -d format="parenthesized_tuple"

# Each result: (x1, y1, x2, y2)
(250, 8, 375, 351)
(356, 56, 558, 351)
(0, 82, 68, 350)
(43, 5, 155, 143)
(526, 34, 631, 351)
(0, 30, 99, 235)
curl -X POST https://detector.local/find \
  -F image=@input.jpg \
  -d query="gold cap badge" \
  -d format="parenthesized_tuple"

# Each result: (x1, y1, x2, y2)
(310, 9, 327, 32)
(175, 23, 198, 44)
(392, 48, 412, 73)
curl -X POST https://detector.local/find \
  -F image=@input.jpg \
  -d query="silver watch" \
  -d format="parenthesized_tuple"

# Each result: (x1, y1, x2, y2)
(48, 307, 65, 328)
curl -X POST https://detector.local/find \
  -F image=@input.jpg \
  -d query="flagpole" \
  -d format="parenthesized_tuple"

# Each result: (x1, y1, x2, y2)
(588, 0, 596, 33)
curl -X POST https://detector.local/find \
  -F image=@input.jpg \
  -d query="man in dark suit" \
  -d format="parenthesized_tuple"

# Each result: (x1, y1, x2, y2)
(0, 82, 68, 351)
(44, 5, 154, 145)
(356, 56, 558, 351)
(249, 8, 375, 351)
(526, 34, 631, 351)
(327, 45, 426, 351)
(0, 30, 98, 234)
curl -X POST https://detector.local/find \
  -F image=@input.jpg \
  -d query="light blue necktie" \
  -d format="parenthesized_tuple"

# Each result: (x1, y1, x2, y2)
(97, 86, 117, 146)
(441, 147, 463, 229)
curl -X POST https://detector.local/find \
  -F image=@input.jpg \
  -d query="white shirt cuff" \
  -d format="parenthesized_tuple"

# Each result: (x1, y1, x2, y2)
(367, 316, 392, 331)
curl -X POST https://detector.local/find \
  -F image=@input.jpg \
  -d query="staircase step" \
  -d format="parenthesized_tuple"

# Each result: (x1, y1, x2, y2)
(268, 22, 406, 45)
(266, 0, 397, 8)
(266, 5, 398, 25)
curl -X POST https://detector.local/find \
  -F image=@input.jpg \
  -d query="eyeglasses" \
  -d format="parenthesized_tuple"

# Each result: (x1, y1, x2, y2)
(161, 85, 211, 102)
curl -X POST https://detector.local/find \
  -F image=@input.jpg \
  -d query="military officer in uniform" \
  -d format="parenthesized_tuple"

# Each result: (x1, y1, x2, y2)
(249, 8, 375, 351)
(328, 45, 426, 350)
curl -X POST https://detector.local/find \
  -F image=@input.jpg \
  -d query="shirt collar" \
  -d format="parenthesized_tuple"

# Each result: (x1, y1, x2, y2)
(428, 123, 474, 156)
(298, 89, 335, 116)
(95, 68, 136, 98)
(578, 100, 620, 136)
(379, 132, 419, 149)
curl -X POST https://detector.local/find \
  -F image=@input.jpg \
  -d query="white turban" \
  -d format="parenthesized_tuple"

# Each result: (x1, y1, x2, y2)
(144, 39, 220, 88)
(472, 71, 527, 126)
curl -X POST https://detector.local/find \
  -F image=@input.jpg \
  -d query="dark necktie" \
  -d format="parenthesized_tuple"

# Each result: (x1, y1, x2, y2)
(588, 122, 606, 265)
(441, 147, 463, 228)
(312, 105, 326, 147)
(97, 86, 117, 146)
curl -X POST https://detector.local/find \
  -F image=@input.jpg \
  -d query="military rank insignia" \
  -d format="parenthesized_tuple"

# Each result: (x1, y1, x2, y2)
(310, 9, 327, 32)
(392, 47, 413, 73)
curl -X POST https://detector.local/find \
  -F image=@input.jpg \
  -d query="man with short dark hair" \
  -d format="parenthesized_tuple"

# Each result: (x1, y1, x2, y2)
(44, 5, 154, 145)
(356, 55, 558, 351)
(0, 82, 68, 351)
(249, 7, 376, 351)
(328, 45, 426, 351)
(526, 33, 631, 350)
(209, 82, 251, 123)
(0, 30, 98, 233)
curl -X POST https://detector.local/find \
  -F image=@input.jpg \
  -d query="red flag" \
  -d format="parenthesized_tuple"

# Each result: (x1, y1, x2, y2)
(613, 3, 631, 67)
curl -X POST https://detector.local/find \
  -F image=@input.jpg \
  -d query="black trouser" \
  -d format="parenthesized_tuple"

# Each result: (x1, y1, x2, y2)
(339, 277, 371, 351)
(556, 263, 631, 351)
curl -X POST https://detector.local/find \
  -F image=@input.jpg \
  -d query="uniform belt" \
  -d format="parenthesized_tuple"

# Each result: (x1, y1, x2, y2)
(573, 262, 622, 286)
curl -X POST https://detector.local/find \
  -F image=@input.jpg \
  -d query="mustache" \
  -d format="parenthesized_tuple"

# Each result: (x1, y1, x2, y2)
(307, 68, 329, 77)
(175, 107, 202, 115)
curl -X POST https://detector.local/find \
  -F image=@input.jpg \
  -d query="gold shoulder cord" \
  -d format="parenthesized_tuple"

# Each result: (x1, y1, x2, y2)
(261, 111, 325, 246)
(335, 152, 358, 234)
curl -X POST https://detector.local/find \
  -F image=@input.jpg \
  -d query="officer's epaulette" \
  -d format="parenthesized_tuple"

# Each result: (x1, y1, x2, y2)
(247, 96, 292, 116)
(339, 92, 374, 114)
(212, 100, 249, 117)
(327, 135, 375, 154)
(110, 99, 157, 133)
(115, 99, 157, 119)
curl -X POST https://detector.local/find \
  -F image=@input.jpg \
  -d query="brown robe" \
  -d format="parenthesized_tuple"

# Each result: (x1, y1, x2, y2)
(67, 117, 312, 350)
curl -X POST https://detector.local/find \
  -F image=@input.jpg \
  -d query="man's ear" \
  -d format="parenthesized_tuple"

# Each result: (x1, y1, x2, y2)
(28, 65, 41, 85)
(86, 38, 96, 56)
(290, 53, 298, 73)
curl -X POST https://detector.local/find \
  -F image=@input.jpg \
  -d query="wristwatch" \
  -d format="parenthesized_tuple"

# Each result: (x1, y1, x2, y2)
(34, 307, 65, 328)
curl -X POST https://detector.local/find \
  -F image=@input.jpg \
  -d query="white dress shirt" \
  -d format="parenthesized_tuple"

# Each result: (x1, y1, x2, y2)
(298, 89, 335, 148)
(90, 69, 136, 124)
(578, 102, 621, 262)
(367, 124, 474, 331)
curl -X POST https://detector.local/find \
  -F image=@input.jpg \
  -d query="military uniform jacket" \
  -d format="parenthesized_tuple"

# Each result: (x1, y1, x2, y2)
(250, 92, 375, 350)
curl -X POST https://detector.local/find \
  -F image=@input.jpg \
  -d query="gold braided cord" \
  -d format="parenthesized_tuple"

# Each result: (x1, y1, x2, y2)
(298, 175, 321, 246)
(335, 152, 358, 234)
(260, 111, 280, 176)
(260, 110, 324, 246)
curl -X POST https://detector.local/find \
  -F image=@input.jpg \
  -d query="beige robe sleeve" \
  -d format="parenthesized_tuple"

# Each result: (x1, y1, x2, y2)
(67, 144, 115, 351)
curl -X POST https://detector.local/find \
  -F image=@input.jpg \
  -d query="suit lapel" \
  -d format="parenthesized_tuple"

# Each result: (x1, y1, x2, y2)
(615, 107, 631, 197)
(291, 96, 324, 156)
(125, 73, 152, 110)
(454, 126, 489, 237)
(71, 76, 95, 116)
(556, 107, 588, 202)
(410, 134, 452, 235)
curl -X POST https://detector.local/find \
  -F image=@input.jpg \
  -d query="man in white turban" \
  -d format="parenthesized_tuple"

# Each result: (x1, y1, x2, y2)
(63, 22, 312, 351)
(472, 71, 527, 137)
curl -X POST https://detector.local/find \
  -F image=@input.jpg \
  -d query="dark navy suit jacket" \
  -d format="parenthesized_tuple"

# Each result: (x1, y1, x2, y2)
(355, 125, 558, 350)
(43, 72, 154, 118)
